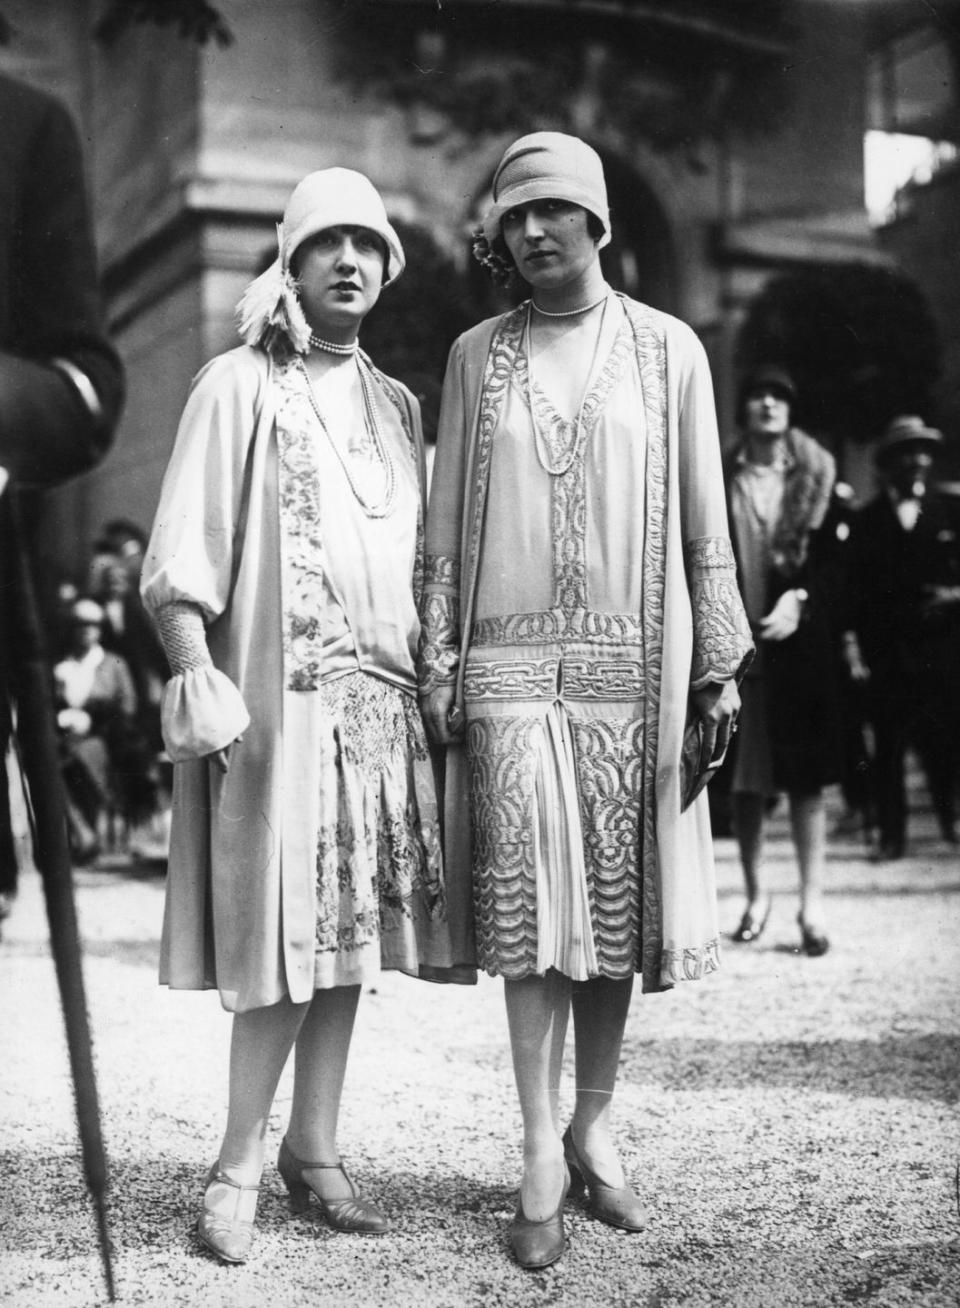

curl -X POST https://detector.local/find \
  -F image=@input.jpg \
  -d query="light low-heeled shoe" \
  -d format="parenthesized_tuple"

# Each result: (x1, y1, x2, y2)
(197, 1163, 260, 1264)
(731, 897, 772, 944)
(509, 1162, 570, 1270)
(562, 1127, 645, 1232)
(277, 1137, 389, 1234)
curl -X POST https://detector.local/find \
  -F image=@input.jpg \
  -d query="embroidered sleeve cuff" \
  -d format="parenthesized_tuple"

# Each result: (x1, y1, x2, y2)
(154, 600, 213, 676)
(685, 536, 755, 689)
(417, 590, 461, 694)
(424, 552, 460, 589)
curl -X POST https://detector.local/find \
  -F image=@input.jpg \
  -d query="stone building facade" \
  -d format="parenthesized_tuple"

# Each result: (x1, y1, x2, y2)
(1, 0, 954, 576)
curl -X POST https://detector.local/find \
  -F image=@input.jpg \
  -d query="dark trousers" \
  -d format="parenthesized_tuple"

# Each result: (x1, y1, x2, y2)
(870, 642, 958, 848)
(0, 696, 17, 896)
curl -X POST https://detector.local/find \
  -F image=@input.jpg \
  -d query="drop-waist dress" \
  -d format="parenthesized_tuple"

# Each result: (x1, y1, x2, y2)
(465, 306, 652, 980)
(143, 346, 471, 1013)
(421, 298, 754, 991)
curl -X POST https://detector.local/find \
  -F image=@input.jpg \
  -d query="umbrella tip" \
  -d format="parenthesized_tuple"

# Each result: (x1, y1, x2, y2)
(94, 1195, 117, 1301)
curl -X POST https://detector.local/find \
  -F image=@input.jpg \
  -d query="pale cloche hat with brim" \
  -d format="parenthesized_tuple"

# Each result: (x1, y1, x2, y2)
(237, 168, 405, 356)
(482, 132, 611, 249)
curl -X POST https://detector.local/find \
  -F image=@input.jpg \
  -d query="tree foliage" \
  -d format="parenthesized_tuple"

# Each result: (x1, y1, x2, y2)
(736, 264, 942, 443)
(0, 1, 232, 47)
(94, 0, 232, 47)
(359, 220, 478, 444)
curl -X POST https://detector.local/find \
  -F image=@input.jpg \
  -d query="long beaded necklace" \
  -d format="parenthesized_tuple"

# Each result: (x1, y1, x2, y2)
(525, 295, 609, 477)
(309, 332, 358, 356)
(297, 358, 398, 518)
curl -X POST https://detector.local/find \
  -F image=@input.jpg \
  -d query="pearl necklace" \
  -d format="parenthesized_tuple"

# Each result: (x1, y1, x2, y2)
(530, 292, 609, 319)
(297, 359, 398, 518)
(525, 296, 609, 477)
(309, 332, 358, 356)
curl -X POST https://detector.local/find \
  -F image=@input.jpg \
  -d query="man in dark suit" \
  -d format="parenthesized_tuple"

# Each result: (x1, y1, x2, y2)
(1, 72, 125, 920)
(843, 416, 960, 859)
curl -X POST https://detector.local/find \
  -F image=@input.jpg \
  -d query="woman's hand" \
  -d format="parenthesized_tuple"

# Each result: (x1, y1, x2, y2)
(57, 707, 92, 737)
(758, 588, 805, 642)
(421, 685, 465, 746)
(690, 679, 741, 772)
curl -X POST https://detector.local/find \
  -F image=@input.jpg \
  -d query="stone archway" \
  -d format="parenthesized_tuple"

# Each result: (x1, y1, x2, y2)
(597, 150, 679, 314)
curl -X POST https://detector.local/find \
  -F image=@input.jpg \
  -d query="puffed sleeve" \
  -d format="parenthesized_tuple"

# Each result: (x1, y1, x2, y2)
(675, 328, 753, 688)
(141, 349, 263, 759)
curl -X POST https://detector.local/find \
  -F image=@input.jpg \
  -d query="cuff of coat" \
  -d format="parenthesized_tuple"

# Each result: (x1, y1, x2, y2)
(160, 666, 251, 761)
(417, 590, 462, 694)
(686, 536, 755, 689)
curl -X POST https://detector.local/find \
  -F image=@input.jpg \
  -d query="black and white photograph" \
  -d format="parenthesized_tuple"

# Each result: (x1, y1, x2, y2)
(1, 2, 958, 1305)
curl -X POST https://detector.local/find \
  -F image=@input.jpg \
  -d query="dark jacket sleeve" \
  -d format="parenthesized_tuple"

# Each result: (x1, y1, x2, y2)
(0, 74, 124, 483)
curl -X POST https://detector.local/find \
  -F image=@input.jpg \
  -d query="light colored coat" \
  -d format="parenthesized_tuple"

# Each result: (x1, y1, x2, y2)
(142, 345, 436, 1012)
(421, 298, 753, 992)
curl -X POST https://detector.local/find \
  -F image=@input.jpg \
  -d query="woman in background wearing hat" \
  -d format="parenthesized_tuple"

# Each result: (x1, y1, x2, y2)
(142, 169, 472, 1264)
(723, 367, 842, 958)
(420, 133, 753, 1268)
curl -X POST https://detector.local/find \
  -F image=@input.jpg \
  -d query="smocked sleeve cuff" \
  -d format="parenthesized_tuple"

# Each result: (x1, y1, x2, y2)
(418, 554, 462, 695)
(160, 665, 251, 762)
(685, 537, 755, 689)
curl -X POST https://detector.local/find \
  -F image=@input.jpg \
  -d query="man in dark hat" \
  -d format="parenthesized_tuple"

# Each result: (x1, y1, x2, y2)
(842, 415, 960, 859)
(723, 366, 843, 956)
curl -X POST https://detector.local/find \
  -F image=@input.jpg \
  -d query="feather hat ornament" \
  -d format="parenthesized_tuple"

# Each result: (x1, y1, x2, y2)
(236, 223, 313, 356)
(236, 168, 405, 357)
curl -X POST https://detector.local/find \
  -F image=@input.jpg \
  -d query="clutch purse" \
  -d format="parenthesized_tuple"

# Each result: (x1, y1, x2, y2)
(680, 716, 728, 812)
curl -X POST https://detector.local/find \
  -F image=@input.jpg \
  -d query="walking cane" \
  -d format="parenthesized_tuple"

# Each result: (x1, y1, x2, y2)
(4, 482, 116, 1301)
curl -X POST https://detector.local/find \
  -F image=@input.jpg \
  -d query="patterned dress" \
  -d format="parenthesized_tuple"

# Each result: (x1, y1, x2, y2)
(143, 345, 469, 1013)
(462, 303, 653, 979)
(273, 360, 442, 988)
(421, 297, 754, 990)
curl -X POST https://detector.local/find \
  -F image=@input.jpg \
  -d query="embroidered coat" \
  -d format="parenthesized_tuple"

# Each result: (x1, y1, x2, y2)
(420, 297, 753, 992)
(142, 345, 459, 1012)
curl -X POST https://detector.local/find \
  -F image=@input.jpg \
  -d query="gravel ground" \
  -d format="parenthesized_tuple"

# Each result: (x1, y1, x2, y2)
(1, 774, 958, 1308)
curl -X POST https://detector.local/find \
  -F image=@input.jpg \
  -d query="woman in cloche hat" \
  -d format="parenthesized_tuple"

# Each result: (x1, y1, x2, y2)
(142, 169, 473, 1263)
(420, 132, 752, 1269)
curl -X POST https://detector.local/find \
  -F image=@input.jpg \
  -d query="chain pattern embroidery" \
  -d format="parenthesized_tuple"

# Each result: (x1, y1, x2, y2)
(464, 655, 644, 701)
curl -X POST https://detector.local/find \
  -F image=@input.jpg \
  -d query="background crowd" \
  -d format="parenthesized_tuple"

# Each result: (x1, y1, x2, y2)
(5, 370, 956, 957)
(5, 367, 960, 923)
(40, 518, 171, 869)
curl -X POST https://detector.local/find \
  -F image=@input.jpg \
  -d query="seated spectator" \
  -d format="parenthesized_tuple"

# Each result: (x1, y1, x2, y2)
(87, 530, 169, 750)
(54, 598, 158, 856)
